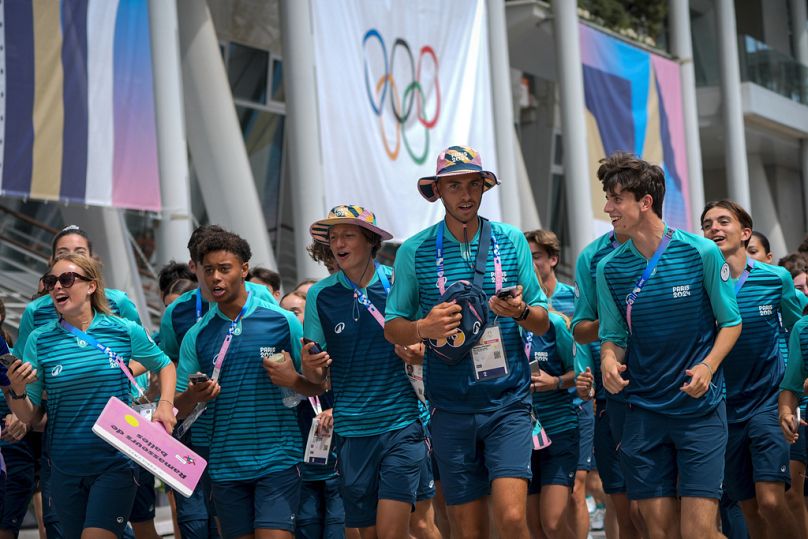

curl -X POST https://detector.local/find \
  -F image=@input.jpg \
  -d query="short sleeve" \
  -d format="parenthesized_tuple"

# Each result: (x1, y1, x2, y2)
(700, 241, 741, 328)
(22, 331, 44, 407)
(778, 267, 804, 331)
(303, 284, 327, 349)
(385, 239, 421, 322)
(14, 302, 37, 359)
(571, 247, 598, 332)
(158, 301, 180, 362)
(110, 290, 143, 325)
(128, 320, 170, 372)
(552, 315, 575, 372)
(781, 322, 808, 395)
(596, 255, 629, 348)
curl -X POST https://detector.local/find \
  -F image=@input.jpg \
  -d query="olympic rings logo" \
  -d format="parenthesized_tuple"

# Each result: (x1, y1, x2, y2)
(362, 29, 440, 165)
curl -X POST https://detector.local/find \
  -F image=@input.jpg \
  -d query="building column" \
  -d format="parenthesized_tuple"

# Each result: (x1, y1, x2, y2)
(177, 0, 277, 270)
(486, 0, 523, 228)
(149, 0, 193, 266)
(279, 0, 328, 281)
(789, 0, 808, 231)
(715, 0, 751, 210)
(552, 0, 594, 256)
(669, 0, 706, 229)
(61, 206, 152, 331)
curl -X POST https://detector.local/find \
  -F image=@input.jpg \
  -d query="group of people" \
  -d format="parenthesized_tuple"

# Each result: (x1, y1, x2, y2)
(0, 145, 808, 539)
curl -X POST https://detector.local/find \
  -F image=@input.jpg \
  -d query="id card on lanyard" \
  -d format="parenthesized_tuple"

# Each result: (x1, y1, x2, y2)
(625, 227, 675, 333)
(174, 293, 252, 439)
(304, 396, 333, 465)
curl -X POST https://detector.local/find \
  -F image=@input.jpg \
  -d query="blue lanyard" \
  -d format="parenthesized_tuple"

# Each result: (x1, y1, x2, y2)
(210, 291, 252, 379)
(734, 258, 755, 294)
(195, 288, 203, 321)
(60, 318, 147, 400)
(626, 227, 675, 333)
(344, 263, 390, 327)
(435, 221, 502, 294)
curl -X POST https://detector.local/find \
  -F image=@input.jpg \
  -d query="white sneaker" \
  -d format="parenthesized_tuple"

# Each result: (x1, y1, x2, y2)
(585, 495, 596, 513)
(591, 506, 605, 531)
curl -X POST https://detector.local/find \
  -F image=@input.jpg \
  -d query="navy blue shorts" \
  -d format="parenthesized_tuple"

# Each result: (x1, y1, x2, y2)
(431, 400, 532, 505)
(621, 402, 727, 500)
(296, 476, 344, 539)
(725, 408, 791, 502)
(576, 400, 595, 471)
(790, 424, 807, 464)
(416, 447, 436, 502)
(0, 436, 37, 533)
(129, 468, 156, 523)
(528, 428, 579, 494)
(593, 403, 627, 494)
(338, 421, 426, 528)
(51, 464, 138, 537)
(212, 465, 301, 537)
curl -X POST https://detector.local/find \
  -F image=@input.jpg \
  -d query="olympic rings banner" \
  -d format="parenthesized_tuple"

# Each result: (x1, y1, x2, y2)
(312, 0, 501, 240)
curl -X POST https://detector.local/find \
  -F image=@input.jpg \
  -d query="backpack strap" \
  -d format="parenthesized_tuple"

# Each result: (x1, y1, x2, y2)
(473, 218, 492, 290)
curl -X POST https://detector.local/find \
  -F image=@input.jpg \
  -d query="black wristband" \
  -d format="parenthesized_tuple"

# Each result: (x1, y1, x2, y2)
(514, 305, 530, 321)
(8, 388, 27, 400)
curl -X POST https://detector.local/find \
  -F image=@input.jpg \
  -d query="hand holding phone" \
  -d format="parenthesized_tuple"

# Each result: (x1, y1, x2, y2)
(302, 338, 323, 355)
(496, 286, 518, 300)
(0, 354, 18, 369)
(189, 373, 210, 385)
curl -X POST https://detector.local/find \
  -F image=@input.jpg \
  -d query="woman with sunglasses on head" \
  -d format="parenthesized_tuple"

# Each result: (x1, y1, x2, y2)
(6, 253, 176, 539)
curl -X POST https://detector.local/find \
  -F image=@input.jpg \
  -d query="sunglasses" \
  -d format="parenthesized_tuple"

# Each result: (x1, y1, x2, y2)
(42, 272, 93, 292)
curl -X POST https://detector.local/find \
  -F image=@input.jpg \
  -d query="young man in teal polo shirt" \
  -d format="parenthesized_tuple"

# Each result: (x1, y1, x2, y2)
(385, 146, 549, 539)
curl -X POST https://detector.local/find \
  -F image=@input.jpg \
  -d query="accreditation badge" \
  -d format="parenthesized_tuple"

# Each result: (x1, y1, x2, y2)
(471, 323, 508, 381)
(305, 417, 333, 465)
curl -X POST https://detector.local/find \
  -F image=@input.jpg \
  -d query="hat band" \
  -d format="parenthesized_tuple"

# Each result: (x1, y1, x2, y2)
(436, 162, 484, 176)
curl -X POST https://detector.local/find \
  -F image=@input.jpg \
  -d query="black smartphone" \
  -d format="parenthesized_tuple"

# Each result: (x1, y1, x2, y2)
(303, 338, 323, 355)
(189, 373, 210, 385)
(0, 354, 18, 369)
(496, 286, 518, 299)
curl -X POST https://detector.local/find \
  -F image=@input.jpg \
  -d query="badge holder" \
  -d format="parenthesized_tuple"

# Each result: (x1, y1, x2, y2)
(405, 363, 427, 404)
(471, 318, 508, 381)
(305, 417, 333, 465)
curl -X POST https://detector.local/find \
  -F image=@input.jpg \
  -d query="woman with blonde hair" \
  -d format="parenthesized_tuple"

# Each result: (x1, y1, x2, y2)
(7, 253, 176, 539)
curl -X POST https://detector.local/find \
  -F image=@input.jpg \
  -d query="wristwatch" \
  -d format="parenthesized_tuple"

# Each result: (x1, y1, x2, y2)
(8, 387, 27, 400)
(514, 304, 530, 321)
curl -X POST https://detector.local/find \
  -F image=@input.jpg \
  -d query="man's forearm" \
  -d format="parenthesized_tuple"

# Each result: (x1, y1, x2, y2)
(701, 323, 742, 371)
(517, 306, 549, 335)
(573, 320, 599, 345)
(385, 317, 421, 346)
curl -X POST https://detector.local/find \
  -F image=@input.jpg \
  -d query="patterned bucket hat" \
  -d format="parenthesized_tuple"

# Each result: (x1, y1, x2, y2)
(417, 145, 499, 202)
(309, 205, 393, 245)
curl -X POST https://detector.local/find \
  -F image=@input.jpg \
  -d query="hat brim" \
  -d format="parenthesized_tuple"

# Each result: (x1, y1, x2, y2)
(309, 217, 394, 245)
(417, 170, 499, 202)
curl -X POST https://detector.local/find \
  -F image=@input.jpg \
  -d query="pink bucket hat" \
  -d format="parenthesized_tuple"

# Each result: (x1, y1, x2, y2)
(417, 145, 499, 202)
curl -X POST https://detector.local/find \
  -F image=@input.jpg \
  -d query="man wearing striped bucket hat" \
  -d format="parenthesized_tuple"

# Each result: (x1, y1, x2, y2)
(301, 205, 435, 538)
(385, 146, 550, 539)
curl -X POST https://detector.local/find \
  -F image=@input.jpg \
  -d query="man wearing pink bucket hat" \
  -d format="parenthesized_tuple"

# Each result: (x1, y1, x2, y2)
(385, 146, 550, 539)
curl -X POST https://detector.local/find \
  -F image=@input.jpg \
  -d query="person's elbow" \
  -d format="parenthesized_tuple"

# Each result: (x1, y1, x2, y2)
(384, 318, 406, 345)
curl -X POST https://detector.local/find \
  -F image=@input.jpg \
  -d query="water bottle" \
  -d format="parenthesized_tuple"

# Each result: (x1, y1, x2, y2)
(266, 353, 304, 408)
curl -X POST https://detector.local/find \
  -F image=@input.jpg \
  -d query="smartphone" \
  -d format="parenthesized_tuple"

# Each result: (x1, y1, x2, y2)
(798, 408, 803, 428)
(496, 286, 518, 299)
(303, 338, 323, 355)
(529, 359, 541, 374)
(189, 373, 210, 385)
(0, 354, 18, 369)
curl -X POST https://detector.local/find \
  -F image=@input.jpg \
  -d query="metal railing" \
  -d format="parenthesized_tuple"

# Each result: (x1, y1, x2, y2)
(738, 34, 808, 106)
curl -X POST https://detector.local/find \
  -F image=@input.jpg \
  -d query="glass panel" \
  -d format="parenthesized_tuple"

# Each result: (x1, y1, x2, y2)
(236, 106, 285, 242)
(738, 34, 808, 106)
(228, 43, 269, 105)
(271, 58, 284, 102)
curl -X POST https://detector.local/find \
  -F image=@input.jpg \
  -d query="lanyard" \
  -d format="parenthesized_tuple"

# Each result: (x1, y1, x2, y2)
(524, 331, 533, 360)
(734, 258, 755, 294)
(195, 288, 204, 321)
(625, 227, 675, 333)
(210, 292, 252, 382)
(60, 319, 147, 402)
(344, 263, 391, 328)
(309, 395, 322, 415)
(609, 231, 620, 250)
(435, 220, 502, 295)
(174, 292, 252, 439)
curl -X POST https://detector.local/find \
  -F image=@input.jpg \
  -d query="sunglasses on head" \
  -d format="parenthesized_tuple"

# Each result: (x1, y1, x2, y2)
(42, 272, 92, 292)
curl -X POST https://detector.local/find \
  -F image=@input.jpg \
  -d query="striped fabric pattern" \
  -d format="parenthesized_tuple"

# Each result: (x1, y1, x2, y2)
(177, 297, 304, 483)
(529, 312, 578, 435)
(597, 229, 741, 417)
(1, 0, 160, 210)
(304, 266, 420, 438)
(724, 263, 803, 423)
(22, 313, 170, 475)
(385, 220, 547, 414)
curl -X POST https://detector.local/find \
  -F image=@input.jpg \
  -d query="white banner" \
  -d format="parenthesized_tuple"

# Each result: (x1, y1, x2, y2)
(312, 0, 501, 242)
